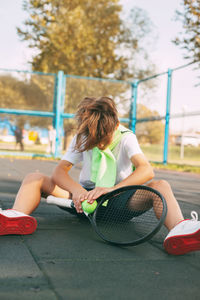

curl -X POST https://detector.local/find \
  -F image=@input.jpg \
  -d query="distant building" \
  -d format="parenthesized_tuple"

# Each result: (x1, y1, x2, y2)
(174, 133, 200, 147)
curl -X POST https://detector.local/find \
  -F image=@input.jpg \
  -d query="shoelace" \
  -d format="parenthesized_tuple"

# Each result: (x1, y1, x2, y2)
(191, 211, 198, 221)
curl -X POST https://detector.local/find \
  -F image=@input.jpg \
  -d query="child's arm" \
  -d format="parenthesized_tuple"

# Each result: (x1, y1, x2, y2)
(52, 160, 88, 213)
(115, 153, 154, 187)
(87, 153, 154, 203)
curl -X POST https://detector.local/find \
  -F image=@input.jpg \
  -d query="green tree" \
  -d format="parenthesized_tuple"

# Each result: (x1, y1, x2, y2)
(136, 104, 165, 144)
(0, 74, 54, 127)
(17, 0, 157, 130)
(18, 0, 155, 80)
(174, 0, 200, 64)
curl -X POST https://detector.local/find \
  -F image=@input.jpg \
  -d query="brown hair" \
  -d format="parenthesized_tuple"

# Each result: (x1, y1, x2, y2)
(75, 97, 119, 152)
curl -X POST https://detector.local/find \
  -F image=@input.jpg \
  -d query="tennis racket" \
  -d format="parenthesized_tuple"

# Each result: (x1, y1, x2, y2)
(44, 185, 167, 246)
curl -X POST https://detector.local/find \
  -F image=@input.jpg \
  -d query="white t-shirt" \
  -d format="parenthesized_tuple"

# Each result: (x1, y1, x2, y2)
(62, 132, 143, 189)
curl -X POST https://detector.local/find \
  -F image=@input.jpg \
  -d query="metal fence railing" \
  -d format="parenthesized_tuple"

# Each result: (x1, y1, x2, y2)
(0, 61, 199, 166)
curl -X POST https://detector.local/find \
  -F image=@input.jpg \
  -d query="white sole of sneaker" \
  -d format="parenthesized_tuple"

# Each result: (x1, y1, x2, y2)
(0, 213, 37, 235)
(164, 229, 200, 255)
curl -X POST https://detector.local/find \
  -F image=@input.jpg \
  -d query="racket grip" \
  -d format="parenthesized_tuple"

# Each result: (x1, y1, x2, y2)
(46, 196, 73, 208)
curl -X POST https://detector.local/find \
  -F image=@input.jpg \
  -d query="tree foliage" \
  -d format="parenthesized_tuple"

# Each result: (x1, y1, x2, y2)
(18, 0, 155, 80)
(16, 0, 157, 130)
(136, 104, 165, 144)
(0, 74, 54, 127)
(174, 0, 200, 64)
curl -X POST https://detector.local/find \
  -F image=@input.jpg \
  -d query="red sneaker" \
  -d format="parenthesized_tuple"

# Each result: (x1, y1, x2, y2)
(0, 209, 37, 235)
(164, 211, 200, 255)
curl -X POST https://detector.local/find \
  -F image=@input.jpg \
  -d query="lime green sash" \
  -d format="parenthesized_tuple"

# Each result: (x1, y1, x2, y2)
(91, 125, 131, 187)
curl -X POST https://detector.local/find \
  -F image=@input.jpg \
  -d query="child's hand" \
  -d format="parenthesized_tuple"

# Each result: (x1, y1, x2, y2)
(86, 187, 114, 204)
(72, 190, 88, 213)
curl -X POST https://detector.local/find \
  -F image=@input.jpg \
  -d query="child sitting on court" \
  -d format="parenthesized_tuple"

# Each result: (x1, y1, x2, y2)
(0, 96, 200, 255)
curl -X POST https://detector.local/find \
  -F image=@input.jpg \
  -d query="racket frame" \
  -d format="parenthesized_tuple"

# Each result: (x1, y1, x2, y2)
(90, 185, 167, 246)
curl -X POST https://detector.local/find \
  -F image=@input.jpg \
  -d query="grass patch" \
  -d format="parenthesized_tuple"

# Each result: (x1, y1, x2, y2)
(0, 142, 200, 174)
(141, 144, 200, 167)
(151, 162, 200, 174)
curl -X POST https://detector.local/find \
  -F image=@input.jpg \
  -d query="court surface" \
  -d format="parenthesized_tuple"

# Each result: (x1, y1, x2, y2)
(0, 157, 199, 300)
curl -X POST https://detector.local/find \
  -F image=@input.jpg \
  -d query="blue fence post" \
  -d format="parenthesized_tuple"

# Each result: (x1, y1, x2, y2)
(53, 74, 58, 128)
(59, 75, 66, 153)
(129, 80, 139, 133)
(163, 69, 173, 165)
(54, 70, 65, 158)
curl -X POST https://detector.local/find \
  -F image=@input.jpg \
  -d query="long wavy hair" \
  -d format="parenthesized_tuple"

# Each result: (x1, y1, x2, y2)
(75, 97, 119, 152)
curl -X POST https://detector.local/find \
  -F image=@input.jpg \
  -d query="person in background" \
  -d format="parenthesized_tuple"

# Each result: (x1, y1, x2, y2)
(47, 124, 56, 154)
(9, 123, 24, 151)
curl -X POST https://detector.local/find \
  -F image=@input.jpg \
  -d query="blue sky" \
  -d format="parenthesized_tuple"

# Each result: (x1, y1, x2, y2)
(0, 0, 199, 132)
(121, 0, 185, 69)
(0, 1, 31, 69)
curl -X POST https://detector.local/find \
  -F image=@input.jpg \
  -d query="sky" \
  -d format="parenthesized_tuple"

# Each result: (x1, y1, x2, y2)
(0, 0, 199, 132)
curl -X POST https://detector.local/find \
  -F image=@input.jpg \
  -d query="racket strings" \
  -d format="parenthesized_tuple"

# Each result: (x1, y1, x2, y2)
(95, 188, 165, 244)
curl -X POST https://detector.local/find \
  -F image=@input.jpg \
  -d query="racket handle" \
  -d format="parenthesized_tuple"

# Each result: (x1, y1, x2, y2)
(46, 196, 73, 208)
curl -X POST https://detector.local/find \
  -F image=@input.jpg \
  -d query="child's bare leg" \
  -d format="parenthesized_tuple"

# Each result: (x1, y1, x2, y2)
(147, 180, 184, 231)
(13, 172, 70, 215)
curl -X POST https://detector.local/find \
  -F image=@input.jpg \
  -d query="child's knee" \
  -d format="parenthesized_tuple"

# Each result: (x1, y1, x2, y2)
(23, 172, 46, 185)
(149, 179, 171, 191)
